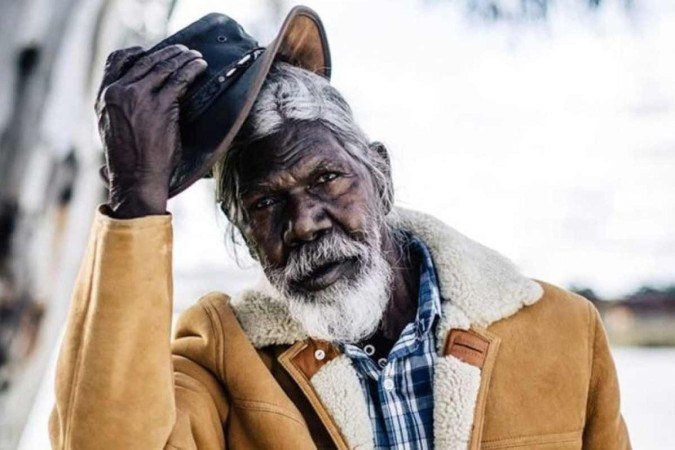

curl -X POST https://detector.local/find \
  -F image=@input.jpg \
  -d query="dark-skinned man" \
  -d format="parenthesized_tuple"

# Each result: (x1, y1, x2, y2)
(50, 6, 630, 450)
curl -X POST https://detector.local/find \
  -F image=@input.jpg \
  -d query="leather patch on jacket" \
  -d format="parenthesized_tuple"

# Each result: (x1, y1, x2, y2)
(291, 339, 340, 379)
(444, 329, 490, 369)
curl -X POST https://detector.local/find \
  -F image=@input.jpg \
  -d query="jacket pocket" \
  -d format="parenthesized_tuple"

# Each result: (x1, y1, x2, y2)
(481, 430, 582, 449)
(231, 397, 307, 425)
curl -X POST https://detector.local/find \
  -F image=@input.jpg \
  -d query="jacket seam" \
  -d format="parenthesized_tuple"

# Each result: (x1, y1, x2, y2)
(231, 403, 305, 425)
(62, 222, 101, 447)
(481, 429, 582, 449)
(231, 397, 305, 425)
(231, 396, 295, 410)
(482, 438, 580, 449)
(99, 221, 171, 231)
(203, 300, 226, 382)
(468, 326, 501, 449)
(585, 301, 598, 423)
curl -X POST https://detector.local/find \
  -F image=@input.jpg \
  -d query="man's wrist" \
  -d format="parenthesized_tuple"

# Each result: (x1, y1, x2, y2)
(107, 187, 169, 219)
(107, 201, 167, 219)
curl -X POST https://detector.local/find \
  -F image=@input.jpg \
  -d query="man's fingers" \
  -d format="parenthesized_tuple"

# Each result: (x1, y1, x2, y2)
(102, 46, 144, 82)
(161, 58, 208, 99)
(96, 46, 144, 105)
(119, 44, 189, 84)
(142, 49, 204, 90)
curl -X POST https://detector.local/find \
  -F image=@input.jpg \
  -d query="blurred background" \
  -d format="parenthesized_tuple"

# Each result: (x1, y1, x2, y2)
(1, 0, 674, 448)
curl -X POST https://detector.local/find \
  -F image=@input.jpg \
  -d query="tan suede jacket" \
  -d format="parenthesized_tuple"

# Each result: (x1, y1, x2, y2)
(49, 206, 630, 450)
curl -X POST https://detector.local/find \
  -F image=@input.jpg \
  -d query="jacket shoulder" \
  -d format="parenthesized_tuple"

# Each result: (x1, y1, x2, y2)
(173, 291, 233, 338)
(481, 287, 624, 445)
(172, 291, 247, 377)
(534, 280, 596, 317)
(488, 279, 597, 350)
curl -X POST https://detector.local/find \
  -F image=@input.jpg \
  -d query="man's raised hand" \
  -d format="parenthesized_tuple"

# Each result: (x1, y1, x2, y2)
(96, 44, 207, 219)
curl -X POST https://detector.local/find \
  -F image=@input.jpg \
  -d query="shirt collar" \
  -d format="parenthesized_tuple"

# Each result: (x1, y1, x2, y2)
(405, 231, 442, 339)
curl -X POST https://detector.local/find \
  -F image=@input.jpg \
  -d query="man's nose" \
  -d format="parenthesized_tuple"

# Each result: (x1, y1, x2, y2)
(283, 197, 332, 246)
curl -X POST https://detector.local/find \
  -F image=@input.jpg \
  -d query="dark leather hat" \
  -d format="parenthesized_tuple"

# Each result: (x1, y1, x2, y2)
(114, 5, 331, 197)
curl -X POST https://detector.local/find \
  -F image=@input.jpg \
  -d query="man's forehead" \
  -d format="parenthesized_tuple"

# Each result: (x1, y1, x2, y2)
(238, 122, 352, 187)
(266, 121, 341, 158)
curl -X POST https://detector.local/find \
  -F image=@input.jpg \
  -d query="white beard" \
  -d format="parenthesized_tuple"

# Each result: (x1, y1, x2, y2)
(264, 220, 392, 343)
(283, 248, 391, 343)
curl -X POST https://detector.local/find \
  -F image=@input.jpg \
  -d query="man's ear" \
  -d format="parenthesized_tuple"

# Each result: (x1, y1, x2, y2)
(368, 141, 394, 214)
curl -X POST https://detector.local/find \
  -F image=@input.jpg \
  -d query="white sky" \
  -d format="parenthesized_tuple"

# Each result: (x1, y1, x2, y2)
(168, 0, 675, 300)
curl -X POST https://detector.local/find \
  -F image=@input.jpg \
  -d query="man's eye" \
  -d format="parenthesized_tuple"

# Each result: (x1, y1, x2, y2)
(316, 172, 340, 185)
(254, 197, 277, 210)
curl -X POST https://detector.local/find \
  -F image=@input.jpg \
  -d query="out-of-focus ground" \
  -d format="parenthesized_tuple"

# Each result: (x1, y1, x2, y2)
(1, 0, 674, 448)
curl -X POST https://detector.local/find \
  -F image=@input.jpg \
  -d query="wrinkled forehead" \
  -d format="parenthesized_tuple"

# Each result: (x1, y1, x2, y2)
(237, 121, 355, 188)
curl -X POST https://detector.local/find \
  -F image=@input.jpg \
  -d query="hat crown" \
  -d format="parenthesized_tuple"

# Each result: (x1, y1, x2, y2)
(186, 13, 258, 66)
(148, 13, 260, 111)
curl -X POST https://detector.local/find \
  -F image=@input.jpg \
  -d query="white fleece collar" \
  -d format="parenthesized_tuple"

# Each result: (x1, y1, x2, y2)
(230, 207, 543, 349)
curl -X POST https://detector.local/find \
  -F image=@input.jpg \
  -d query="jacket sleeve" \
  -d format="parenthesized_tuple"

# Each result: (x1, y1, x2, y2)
(49, 205, 228, 449)
(582, 304, 631, 449)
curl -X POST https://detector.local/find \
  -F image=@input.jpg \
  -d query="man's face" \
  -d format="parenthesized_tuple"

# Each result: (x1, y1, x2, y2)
(236, 121, 392, 342)
(239, 121, 379, 284)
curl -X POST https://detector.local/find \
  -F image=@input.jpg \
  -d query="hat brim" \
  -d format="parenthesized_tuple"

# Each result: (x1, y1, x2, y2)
(168, 5, 331, 198)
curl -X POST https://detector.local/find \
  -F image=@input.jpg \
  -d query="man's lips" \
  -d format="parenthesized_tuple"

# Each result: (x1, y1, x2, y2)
(291, 257, 358, 292)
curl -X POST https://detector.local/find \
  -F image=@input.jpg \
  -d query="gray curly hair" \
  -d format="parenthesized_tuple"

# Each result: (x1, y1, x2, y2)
(212, 61, 393, 229)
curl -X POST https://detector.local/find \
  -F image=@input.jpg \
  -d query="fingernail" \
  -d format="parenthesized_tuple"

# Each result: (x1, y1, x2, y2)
(176, 44, 189, 51)
(191, 50, 203, 57)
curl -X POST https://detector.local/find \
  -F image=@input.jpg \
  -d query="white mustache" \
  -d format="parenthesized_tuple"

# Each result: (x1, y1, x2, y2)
(272, 230, 373, 285)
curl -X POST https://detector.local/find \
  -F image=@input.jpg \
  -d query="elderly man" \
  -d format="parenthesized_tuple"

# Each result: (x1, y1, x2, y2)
(50, 6, 630, 450)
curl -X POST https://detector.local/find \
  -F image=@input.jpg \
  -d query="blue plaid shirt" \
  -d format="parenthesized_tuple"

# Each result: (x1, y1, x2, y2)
(341, 233, 442, 450)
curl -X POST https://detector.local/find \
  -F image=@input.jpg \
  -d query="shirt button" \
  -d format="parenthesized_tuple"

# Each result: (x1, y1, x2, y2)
(314, 349, 326, 361)
(383, 378, 395, 391)
(363, 344, 375, 356)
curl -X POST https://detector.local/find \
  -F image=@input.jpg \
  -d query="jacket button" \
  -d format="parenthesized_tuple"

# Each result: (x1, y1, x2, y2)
(314, 349, 326, 361)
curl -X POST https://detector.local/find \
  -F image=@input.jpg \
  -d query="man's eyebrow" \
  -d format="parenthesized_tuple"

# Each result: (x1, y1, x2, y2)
(239, 180, 274, 198)
(307, 159, 349, 176)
